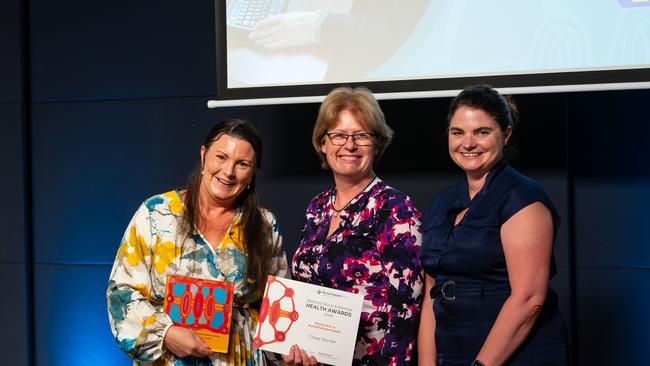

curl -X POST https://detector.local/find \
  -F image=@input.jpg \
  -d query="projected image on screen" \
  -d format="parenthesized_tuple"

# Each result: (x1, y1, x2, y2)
(224, 0, 650, 91)
(226, 0, 427, 88)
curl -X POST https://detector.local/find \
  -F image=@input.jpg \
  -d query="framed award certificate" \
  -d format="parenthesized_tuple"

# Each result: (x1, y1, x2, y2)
(254, 276, 364, 366)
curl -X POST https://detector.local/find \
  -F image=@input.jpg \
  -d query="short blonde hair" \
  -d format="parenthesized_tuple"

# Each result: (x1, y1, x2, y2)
(312, 86, 394, 169)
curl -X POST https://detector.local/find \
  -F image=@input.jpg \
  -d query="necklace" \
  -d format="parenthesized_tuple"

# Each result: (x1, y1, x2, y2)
(331, 176, 376, 217)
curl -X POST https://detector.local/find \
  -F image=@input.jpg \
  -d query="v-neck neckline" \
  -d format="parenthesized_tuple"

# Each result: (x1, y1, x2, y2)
(451, 161, 507, 227)
(324, 176, 379, 240)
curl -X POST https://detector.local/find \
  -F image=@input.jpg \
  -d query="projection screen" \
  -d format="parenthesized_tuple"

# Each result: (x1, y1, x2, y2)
(214, 0, 650, 105)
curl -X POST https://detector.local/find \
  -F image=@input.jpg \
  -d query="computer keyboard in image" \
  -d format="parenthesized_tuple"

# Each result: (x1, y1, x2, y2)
(227, 0, 287, 30)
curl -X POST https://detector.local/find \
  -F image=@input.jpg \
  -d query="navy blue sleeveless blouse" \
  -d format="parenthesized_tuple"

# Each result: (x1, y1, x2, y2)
(420, 162, 568, 365)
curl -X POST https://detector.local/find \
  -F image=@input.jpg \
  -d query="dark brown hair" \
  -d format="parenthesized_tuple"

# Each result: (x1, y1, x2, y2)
(448, 85, 520, 158)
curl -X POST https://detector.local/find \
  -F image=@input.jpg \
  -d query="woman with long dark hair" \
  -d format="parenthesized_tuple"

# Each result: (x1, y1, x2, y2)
(107, 119, 288, 366)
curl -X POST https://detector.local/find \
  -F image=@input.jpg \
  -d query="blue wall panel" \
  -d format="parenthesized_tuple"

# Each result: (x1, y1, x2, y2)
(33, 264, 130, 365)
(30, 98, 224, 264)
(29, 98, 308, 264)
(29, 0, 215, 102)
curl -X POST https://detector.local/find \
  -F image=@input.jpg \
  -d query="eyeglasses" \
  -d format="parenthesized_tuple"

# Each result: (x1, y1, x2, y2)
(325, 132, 374, 146)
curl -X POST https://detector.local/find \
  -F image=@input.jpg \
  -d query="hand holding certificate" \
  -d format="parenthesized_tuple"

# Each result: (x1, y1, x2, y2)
(254, 276, 364, 366)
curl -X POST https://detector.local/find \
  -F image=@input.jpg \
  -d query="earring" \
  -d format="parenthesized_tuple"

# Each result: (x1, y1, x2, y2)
(201, 170, 204, 175)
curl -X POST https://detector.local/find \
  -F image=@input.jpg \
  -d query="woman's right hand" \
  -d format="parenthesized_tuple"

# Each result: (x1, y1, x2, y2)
(249, 12, 319, 50)
(163, 325, 212, 358)
(281, 344, 318, 365)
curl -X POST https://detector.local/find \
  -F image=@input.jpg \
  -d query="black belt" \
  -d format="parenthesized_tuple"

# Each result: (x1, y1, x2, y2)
(431, 277, 511, 301)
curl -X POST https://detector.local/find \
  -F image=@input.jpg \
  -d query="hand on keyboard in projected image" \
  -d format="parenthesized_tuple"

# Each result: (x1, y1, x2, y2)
(248, 11, 322, 50)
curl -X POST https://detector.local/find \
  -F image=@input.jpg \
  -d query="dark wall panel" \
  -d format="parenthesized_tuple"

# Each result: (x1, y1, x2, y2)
(0, 264, 27, 366)
(571, 90, 650, 266)
(0, 104, 25, 264)
(534, 175, 569, 268)
(372, 93, 566, 175)
(569, 89, 650, 178)
(8, 0, 649, 365)
(548, 267, 572, 348)
(575, 181, 650, 267)
(570, 89, 650, 365)
(30, 0, 215, 102)
(0, 0, 20, 103)
(257, 177, 331, 256)
(2, 1, 26, 365)
(576, 268, 650, 364)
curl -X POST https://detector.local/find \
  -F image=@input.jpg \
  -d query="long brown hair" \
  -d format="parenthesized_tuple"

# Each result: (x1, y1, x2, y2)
(180, 118, 273, 303)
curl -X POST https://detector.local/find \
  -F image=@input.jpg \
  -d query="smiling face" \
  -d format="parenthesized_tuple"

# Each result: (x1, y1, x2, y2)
(448, 106, 512, 179)
(199, 134, 256, 207)
(320, 108, 375, 183)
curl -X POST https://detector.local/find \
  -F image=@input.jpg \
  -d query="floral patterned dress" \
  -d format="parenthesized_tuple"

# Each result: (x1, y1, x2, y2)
(107, 190, 288, 366)
(292, 178, 423, 365)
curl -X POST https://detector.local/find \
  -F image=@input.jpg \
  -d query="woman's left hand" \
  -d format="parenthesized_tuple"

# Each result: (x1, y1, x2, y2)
(163, 325, 212, 358)
(281, 344, 318, 365)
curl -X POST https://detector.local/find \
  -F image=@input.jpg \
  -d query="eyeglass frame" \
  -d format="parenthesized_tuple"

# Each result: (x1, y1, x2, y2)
(325, 132, 375, 146)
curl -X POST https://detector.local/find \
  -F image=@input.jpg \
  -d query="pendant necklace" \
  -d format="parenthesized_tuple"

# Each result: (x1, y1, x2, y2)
(331, 176, 376, 217)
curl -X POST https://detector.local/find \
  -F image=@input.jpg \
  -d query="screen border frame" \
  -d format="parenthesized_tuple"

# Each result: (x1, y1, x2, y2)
(215, 1, 650, 101)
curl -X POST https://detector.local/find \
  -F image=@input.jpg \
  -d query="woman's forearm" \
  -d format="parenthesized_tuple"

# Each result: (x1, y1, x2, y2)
(475, 292, 545, 366)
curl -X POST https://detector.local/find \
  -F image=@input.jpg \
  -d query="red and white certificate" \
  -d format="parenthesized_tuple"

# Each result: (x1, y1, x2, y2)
(254, 276, 364, 366)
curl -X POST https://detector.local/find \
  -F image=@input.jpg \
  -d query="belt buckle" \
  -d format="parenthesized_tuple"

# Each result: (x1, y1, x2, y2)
(441, 280, 456, 301)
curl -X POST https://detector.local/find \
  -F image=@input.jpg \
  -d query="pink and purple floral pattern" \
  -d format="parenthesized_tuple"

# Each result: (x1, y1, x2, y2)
(292, 178, 423, 365)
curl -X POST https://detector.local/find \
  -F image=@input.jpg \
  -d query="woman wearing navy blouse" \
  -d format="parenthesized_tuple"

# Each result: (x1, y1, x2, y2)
(418, 85, 568, 366)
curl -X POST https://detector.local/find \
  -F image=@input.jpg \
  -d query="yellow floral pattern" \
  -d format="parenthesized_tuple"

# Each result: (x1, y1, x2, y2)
(133, 283, 151, 299)
(218, 221, 245, 252)
(151, 238, 178, 274)
(142, 314, 157, 327)
(163, 190, 184, 215)
(117, 226, 147, 267)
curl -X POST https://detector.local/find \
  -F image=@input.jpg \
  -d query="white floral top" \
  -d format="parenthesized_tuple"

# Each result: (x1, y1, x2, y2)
(107, 190, 288, 366)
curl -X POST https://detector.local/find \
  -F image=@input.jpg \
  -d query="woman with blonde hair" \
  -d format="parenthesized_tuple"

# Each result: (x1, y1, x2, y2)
(287, 86, 424, 365)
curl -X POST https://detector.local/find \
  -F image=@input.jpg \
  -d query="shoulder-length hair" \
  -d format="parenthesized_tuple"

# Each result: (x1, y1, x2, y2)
(312, 86, 394, 169)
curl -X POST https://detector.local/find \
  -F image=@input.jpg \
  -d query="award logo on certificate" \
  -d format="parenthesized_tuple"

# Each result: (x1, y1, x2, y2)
(254, 276, 364, 366)
(163, 275, 234, 353)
